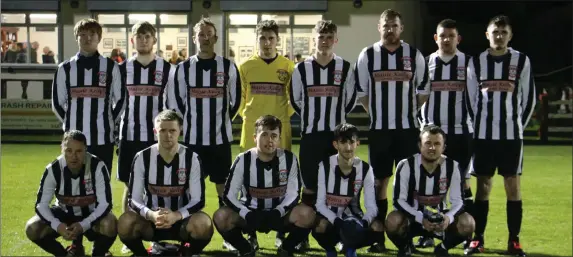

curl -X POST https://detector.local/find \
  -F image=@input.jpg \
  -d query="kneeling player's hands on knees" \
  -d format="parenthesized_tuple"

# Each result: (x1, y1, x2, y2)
(266, 209, 282, 230)
(68, 222, 84, 239)
(422, 218, 436, 232)
(57, 223, 74, 240)
(435, 214, 450, 232)
(156, 208, 181, 229)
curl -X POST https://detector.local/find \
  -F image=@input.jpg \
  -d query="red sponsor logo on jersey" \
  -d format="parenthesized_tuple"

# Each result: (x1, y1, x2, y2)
(57, 194, 96, 207)
(215, 72, 226, 85)
(177, 168, 187, 184)
(307, 86, 340, 97)
(279, 169, 288, 183)
(70, 87, 107, 98)
(148, 184, 185, 197)
(353, 180, 363, 193)
(508, 65, 518, 81)
(276, 69, 290, 82)
(189, 88, 225, 98)
(481, 81, 515, 92)
(326, 194, 353, 207)
(250, 82, 285, 96)
(457, 67, 466, 80)
(248, 186, 287, 199)
(402, 57, 412, 70)
(431, 81, 465, 92)
(372, 70, 413, 82)
(154, 71, 163, 84)
(414, 191, 445, 207)
(333, 70, 343, 83)
(98, 71, 107, 87)
(127, 85, 161, 96)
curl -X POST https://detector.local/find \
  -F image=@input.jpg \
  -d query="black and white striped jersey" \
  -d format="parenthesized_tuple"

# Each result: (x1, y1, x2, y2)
(119, 56, 172, 142)
(35, 153, 112, 232)
(224, 148, 300, 219)
(466, 48, 536, 140)
(52, 52, 126, 146)
(420, 51, 473, 135)
(355, 41, 430, 130)
(315, 154, 377, 225)
(289, 55, 357, 134)
(393, 153, 462, 225)
(167, 55, 241, 146)
(129, 144, 204, 220)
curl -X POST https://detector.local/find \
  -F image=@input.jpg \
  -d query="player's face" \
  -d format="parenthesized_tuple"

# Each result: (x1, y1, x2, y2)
(258, 30, 278, 56)
(155, 120, 181, 150)
(254, 126, 281, 155)
(435, 27, 460, 55)
(76, 29, 100, 53)
(333, 137, 359, 160)
(194, 25, 218, 53)
(132, 32, 156, 55)
(62, 139, 86, 170)
(314, 32, 338, 54)
(378, 17, 403, 45)
(419, 132, 445, 162)
(486, 24, 512, 51)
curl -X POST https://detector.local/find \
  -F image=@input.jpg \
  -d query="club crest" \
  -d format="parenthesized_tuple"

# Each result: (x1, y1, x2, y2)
(84, 178, 94, 194)
(276, 69, 289, 82)
(216, 72, 226, 85)
(457, 67, 466, 80)
(177, 168, 187, 184)
(279, 169, 288, 183)
(402, 57, 412, 71)
(98, 71, 107, 87)
(508, 65, 518, 81)
(439, 178, 448, 193)
(353, 180, 362, 193)
(333, 70, 343, 84)
(154, 71, 163, 84)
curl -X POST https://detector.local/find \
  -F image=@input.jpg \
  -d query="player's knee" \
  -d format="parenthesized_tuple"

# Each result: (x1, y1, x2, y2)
(187, 212, 214, 239)
(503, 175, 521, 200)
(290, 204, 316, 228)
(385, 211, 406, 235)
(313, 218, 330, 234)
(25, 217, 45, 241)
(117, 211, 140, 238)
(213, 207, 236, 232)
(455, 213, 475, 237)
(476, 176, 493, 200)
(370, 219, 384, 232)
(97, 213, 118, 238)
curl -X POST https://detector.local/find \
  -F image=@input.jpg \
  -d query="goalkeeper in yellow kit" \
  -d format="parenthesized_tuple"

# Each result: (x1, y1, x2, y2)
(237, 20, 295, 152)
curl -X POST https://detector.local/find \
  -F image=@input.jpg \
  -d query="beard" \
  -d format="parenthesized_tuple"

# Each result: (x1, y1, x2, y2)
(422, 154, 440, 163)
(137, 48, 153, 55)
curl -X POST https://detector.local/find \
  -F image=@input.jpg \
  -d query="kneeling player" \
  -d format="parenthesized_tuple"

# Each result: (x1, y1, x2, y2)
(312, 123, 384, 257)
(118, 110, 213, 256)
(25, 130, 117, 257)
(213, 115, 315, 257)
(385, 125, 475, 257)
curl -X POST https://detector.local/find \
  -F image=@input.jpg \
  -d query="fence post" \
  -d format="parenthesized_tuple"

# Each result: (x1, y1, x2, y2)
(539, 94, 549, 143)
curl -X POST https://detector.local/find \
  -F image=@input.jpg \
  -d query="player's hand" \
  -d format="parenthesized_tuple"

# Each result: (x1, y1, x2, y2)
(245, 210, 267, 232)
(265, 209, 282, 231)
(156, 208, 181, 229)
(434, 214, 450, 232)
(422, 218, 436, 232)
(57, 223, 74, 240)
(68, 222, 84, 239)
(146, 210, 164, 227)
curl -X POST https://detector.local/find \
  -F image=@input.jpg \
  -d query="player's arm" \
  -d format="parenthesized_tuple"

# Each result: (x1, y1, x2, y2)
(344, 66, 358, 114)
(465, 57, 479, 120)
(111, 63, 126, 123)
(275, 155, 301, 217)
(444, 162, 463, 225)
(288, 65, 303, 115)
(315, 161, 338, 223)
(177, 153, 206, 219)
(520, 56, 536, 127)
(162, 63, 174, 110)
(167, 64, 187, 116)
(286, 61, 297, 117)
(393, 160, 424, 224)
(79, 160, 112, 232)
(235, 64, 248, 119)
(128, 153, 153, 218)
(51, 64, 68, 122)
(35, 166, 62, 231)
(223, 154, 252, 219)
(355, 49, 370, 113)
(361, 165, 378, 225)
(228, 62, 242, 120)
(415, 50, 430, 109)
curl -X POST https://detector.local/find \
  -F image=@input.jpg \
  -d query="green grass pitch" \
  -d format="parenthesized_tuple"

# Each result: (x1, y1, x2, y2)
(1, 144, 571, 256)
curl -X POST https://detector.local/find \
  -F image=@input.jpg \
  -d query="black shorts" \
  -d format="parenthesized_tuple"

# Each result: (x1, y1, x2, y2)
(149, 217, 191, 242)
(299, 132, 337, 191)
(187, 143, 232, 184)
(368, 129, 420, 179)
(444, 133, 473, 179)
(46, 206, 100, 241)
(117, 140, 155, 183)
(87, 143, 115, 174)
(406, 210, 465, 239)
(472, 139, 523, 177)
(238, 210, 293, 234)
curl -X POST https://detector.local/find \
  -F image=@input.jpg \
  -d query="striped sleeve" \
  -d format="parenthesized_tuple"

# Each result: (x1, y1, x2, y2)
(178, 153, 205, 219)
(224, 153, 251, 219)
(445, 161, 463, 225)
(228, 62, 242, 120)
(111, 62, 126, 123)
(79, 160, 112, 232)
(344, 66, 358, 114)
(315, 161, 337, 223)
(465, 57, 479, 120)
(289, 65, 303, 115)
(51, 64, 67, 122)
(415, 49, 430, 95)
(169, 64, 187, 117)
(128, 152, 152, 218)
(162, 63, 173, 110)
(35, 165, 61, 231)
(361, 165, 378, 225)
(275, 154, 301, 217)
(520, 56, 536, 127)
(355, 48, 370, 98)
(393, 159, 424, 224)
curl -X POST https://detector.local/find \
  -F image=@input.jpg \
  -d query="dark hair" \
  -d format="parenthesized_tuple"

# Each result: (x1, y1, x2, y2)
(380, 9, 402, 22)
(488, 15, 511, 29)
(437, 19, 457, 30)
(131, 21, 157, 37)
(62, 130, 87, 146)
(256, 20, 279, 37)
(314, 20, 337, 34)
(254, 115, 282, 134)
(154, 109, 183, 126)
(419, 125, 446, 143)
(193, 16, 217, 35)
(74, 18, 103, 39)
(334, 123, 359, 142)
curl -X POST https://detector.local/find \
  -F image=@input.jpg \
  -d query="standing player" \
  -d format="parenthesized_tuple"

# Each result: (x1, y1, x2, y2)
(312, 123, 384, 257)
(464, 15, 535, 257)
(168, 17, 241, 209)
(213, 115, 316, 257)
(52, 18, 126, 172)
(118, 110, 213, 256)
(354, 9, 430, 252)
(417, 19, 475, 248)
(385, 125, 475, 257)
(25, 130, 116, 257)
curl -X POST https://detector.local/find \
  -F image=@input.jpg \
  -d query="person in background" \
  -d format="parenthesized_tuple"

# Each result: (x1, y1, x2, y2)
(157, 49, 164, 58)
(110, 48, 123, 63)
(42, 46, 56, 64)
(31, 41, 39, 64)
(178, 48, 188, 62)
(3, 42, 19, 63)
(169, 50, 180, 65)
(294, 53, 302, 63)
